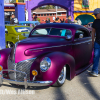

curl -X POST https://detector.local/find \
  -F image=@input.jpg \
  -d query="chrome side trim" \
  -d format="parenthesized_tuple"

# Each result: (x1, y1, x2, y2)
(29, 39, 92, 51)
(29, 44, 71, 51)
(73, 39, 92, 45)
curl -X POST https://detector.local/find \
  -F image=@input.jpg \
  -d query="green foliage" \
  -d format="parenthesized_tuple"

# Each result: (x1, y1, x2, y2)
(39, 5, 55, 9)
(37, 18, 40, 22)
(10, 0, 24, 3)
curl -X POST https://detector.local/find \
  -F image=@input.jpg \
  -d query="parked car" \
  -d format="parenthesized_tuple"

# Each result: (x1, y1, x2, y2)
(19, 21, 40, 28)
(5, 25, 32, 48)
(0, 23, 93, 89)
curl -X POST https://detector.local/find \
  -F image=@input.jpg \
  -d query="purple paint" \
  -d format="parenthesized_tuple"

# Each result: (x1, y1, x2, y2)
(0, 23, 93, 87)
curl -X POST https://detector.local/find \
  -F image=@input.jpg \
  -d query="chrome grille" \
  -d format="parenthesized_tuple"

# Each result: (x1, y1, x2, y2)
(8, 57, 35, 81)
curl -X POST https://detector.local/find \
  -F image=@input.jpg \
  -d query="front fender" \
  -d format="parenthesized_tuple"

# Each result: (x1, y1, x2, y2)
(30, 52, 75, 85)
(0, 48, 11, 69)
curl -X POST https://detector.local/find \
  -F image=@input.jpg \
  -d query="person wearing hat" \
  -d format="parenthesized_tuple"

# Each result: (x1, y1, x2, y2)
(10, 14, 19, 24)
(90, 8, 100, 77)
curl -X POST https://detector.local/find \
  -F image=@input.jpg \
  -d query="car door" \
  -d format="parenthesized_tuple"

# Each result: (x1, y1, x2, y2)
(73, 29, 92, 71)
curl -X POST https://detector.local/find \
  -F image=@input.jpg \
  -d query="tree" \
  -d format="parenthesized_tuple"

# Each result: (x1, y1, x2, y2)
(10, 0, 24, 3)
(39, 5, 55, 9)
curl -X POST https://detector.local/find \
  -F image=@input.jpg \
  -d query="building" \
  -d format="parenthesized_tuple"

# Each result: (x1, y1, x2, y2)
(74, 0, 100, 25)
(32, 9, 67, 23)
(4, 3, 15, 21)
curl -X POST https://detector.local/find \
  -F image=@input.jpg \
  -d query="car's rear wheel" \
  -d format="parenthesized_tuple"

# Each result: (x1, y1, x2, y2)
(53, 66, 66, 87)
(7, 42, 14, 48)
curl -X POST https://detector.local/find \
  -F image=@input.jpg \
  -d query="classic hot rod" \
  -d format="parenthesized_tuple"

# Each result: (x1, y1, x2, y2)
(0, 23, 93, 88)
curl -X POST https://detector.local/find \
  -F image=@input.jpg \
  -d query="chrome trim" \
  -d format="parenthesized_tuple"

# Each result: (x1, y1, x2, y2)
(8, 57, 36, 81)
(13, 41, 20, 63)
(73, 39, 92, 45)
(18, 57, 36, 64)
(0, 69, 52, 89)
(29, 45, 71, 51)
(29, 39, 92, 51)
(40, 57, 51, 72)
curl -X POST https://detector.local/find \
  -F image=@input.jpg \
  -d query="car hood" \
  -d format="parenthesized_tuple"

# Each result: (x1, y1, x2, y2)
(14, 36, 71, 63)
(18, 36, 67, 47)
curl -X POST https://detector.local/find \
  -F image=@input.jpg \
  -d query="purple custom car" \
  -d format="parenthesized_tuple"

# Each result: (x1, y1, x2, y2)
(0, 23, 94, 88)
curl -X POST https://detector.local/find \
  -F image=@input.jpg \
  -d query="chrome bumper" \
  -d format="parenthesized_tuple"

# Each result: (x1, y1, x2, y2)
(0, 69, 52, 89)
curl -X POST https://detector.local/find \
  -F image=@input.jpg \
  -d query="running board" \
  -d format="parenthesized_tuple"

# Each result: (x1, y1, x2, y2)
(75, 63, 93, 75)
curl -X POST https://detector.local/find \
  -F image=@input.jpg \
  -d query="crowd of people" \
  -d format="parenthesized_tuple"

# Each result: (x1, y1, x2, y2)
(44, 16, 82, 25)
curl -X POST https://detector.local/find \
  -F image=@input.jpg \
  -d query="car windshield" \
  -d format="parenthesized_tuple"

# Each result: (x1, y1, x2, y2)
(15, 27, 32, 32)
(31, 28, 72, 36)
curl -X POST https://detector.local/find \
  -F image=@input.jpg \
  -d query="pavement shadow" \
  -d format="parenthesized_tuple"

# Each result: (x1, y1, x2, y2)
(79, 66, 100, 100)
(53, 87, 68, 100)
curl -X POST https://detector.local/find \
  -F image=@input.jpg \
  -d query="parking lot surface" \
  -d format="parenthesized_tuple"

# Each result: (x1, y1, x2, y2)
(0, 65, 100, 100)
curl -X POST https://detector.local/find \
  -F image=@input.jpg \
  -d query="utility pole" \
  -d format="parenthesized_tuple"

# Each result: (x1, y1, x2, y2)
(56, 6, 57, 18)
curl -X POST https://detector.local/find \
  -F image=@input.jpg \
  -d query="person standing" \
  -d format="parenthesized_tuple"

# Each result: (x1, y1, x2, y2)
(45, 17, 50, 23)
(10, 14, 19, 24)
(77, 18, 82, 25)
(53, 18, 59, 23)
(90, 8, 100, 77)
(65, 16, 73, 24)
(74, 20, 78, 24)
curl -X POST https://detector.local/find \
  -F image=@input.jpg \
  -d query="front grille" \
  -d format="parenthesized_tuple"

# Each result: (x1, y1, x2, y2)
(10, 45, 15, 62)
(8, 57, 35, 81)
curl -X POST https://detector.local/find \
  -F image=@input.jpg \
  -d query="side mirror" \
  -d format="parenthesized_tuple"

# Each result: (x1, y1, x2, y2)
(66, 35, 73, 40)
(79, 34, 83, 38)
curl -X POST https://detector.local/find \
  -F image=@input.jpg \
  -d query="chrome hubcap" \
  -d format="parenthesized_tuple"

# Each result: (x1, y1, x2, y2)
(58, 66, 66, 84)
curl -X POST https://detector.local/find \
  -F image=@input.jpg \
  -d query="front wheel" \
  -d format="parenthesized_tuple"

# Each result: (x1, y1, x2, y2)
(53, 66, 66, 87)
(7, 42, 14, 48)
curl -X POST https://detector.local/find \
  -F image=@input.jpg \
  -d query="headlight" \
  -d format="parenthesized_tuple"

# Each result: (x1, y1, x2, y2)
(40, 57, 51, 72)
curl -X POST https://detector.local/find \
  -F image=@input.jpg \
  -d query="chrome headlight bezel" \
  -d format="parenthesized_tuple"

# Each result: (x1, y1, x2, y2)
(40, 57, 51, 72)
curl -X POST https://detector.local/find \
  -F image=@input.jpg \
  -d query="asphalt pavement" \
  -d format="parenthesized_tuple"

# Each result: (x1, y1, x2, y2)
(0, 65, 100, 100)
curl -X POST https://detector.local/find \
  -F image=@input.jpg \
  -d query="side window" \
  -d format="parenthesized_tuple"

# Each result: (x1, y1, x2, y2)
(5, 26, 8, 34)
(32, 28, 50, 35)
(75, 30, 89, 39)
(49, 28, 72, 36)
